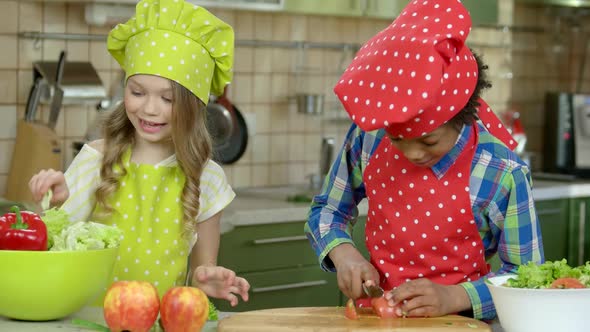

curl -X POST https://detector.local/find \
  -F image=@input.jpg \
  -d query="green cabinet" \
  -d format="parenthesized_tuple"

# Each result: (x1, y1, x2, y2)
(283, 0, 363, 17)
(211, 220, 340, 312)
(282, 0, 497, 24)
(568, 197, 590, 266)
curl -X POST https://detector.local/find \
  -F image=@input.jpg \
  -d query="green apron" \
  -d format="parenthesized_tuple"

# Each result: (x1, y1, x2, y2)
(92, 149, 190, 303)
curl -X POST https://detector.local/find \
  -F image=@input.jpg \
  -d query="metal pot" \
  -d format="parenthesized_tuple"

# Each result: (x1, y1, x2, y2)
(296, 93, 324, 115)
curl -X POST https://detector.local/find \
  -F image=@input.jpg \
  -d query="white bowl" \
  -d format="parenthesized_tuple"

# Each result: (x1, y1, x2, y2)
(487, 274, 590, 332)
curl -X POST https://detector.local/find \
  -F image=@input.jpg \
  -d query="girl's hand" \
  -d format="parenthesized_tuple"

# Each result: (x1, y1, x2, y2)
(192, 265, 250, 307)
(28, 169, 69, 206)
(329, 243, 380, 300)
(385, 278, 471, 317)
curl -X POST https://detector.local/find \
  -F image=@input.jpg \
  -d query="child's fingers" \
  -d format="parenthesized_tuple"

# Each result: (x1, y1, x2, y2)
(226, 293, 239, 307)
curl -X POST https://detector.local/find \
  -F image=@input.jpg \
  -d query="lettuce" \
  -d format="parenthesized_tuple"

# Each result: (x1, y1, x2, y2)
(51, 221, 123, 251)
(505, 259, 590, 289)
(41, 207, 71, 250)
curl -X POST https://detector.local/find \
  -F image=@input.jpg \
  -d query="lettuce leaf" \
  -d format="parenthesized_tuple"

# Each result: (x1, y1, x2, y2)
(42, 207, 71, 250)
(505, 259, 590, 289)
(51, 221, 123, 251)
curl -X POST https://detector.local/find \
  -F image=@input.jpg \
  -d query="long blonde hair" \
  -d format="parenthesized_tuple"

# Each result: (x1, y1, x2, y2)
(95, 79, 212, 233)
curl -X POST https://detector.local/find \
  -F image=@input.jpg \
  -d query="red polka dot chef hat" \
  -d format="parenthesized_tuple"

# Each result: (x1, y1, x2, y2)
(334, 0, 517, 149)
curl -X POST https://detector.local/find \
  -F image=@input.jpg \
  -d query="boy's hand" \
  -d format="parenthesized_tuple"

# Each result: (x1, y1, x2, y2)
(329, 243, 380, 300)
(192, 265, 250, 307)
(385, 278, 471, 317)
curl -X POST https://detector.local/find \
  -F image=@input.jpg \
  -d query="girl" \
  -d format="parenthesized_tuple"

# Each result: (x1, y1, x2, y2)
(29, 0, 249, 307)
(305, 0, 543, 321)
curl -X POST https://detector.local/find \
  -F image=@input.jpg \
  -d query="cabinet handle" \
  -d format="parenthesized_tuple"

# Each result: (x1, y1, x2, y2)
(579, 201, 586, 265)
(252, 280, 328, 293)
(537, 208, 565, 216)
(252, 235, 308, 245)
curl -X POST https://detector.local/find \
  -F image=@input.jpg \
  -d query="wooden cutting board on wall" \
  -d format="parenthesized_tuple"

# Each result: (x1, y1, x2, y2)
(217, 307, 491, 331)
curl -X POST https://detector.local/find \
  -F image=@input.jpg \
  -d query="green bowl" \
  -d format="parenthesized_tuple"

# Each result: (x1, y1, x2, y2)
(0, 248, 118, 321)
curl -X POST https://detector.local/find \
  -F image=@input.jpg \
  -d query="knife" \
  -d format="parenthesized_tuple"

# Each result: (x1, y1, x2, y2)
(362, 283, 385, 298)
(48, 51, 67, 130)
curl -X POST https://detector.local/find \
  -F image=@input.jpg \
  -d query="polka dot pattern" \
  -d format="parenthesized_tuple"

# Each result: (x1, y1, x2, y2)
(107, 0, 235, 105)
(93, 150, 189, 300)
(333, 0, 518, 151)
(357, 124, 488, 304)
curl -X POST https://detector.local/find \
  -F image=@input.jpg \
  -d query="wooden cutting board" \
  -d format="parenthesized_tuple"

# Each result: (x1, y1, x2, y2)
(217, 307, 491, 331)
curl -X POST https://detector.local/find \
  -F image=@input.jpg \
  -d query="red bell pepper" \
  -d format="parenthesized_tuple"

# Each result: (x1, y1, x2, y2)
(0, 206, 47, 251)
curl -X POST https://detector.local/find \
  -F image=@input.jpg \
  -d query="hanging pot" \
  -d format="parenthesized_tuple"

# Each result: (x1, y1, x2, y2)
(207, 86, 248, 165)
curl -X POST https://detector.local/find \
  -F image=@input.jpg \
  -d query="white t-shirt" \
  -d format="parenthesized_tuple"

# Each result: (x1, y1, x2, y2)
(61, 144, 235, 225)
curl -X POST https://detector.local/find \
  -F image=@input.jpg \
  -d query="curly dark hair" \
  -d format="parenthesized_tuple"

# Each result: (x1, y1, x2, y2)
(448, 50, 492, 130)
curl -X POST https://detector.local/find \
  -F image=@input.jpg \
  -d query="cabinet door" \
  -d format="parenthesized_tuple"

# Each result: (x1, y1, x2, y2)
(568, 197, 590, 266)
(217, 221, 317, 273)
(211, 265, 339, 312)
(283, 0, 363, 17)
(536, 199, 570, 262)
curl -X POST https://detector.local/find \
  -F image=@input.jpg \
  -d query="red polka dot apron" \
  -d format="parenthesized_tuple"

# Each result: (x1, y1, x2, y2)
(357, 123, 489, 307)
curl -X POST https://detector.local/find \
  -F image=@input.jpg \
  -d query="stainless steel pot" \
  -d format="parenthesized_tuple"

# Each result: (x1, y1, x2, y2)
(296, 93, 324, 115)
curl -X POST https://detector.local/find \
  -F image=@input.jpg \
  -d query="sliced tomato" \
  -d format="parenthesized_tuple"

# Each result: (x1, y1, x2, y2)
(344, 298, 359, 320)
(370, 296, 398, 319)
(549, 277, 586, 289)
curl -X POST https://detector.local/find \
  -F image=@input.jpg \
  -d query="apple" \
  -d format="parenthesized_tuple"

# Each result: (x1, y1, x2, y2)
(103, 280, 160, 332)
(160, 286, 209, 332)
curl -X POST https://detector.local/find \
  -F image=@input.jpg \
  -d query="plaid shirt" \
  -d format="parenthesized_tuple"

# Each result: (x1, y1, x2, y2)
(304, 122, 544, 320)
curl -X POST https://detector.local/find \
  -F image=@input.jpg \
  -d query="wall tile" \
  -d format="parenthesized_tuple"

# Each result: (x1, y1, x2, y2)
(254, 13, 273, 40)
(270, 14, 290, 41)
(44, 3, 67, 33)
(235, 12, 254, 40)
(269, 163, 288, 186)
(231, 164, 252, 188)
(0, 106, 17, 139)
(18, 39, 43, 70)
(269, 134, 288, 162)
(18, 2, 42, 32)
(42, 40, 67, 62)
(289, 16, 307, 41)
(66, 4, 89, 34)
(64, 106, 88, 137)
(251, 164, 270, 187)
(253, 48, 272, 74)
(253, 104, 271, 134)
(232, 74, 252, 104)
(0, 141, 15, 174)
(0, 1, 18, 34)
(252, 74, 271, 104)
(90, 41, 111, 71)
(270, 74, 289, 103)
(288, 134, 305, 162)
(0, 70, 17, 104)
(66, 41, 90, 62)
(251, 134, 270, 163)
(234, 47, 254, 73)
(0, 36, 18, 70)
(269, 103, 288, 133)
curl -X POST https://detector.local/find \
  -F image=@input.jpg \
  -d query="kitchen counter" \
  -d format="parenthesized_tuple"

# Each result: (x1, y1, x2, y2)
(0, 306, 505, 332)
(0, 306, 221, 331)
(221, 179, 590, 232)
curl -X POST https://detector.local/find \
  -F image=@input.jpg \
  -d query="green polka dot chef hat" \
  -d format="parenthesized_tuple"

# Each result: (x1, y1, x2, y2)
(107, 0, 234, 105)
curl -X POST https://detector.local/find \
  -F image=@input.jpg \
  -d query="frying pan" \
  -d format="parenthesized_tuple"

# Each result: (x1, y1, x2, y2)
(208, 87, 248, 165)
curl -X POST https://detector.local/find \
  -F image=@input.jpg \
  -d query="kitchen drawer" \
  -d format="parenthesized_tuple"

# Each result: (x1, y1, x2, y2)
(211, 265, 339, 312)
(217, 221, 317, 273)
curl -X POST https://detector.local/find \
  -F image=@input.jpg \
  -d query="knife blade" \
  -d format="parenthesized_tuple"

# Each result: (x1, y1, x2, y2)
(48, 51, 67, 130)
(362, 283, 384, 298)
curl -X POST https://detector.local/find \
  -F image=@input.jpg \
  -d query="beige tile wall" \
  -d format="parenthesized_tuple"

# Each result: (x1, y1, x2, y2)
(0, 0, 539, 196)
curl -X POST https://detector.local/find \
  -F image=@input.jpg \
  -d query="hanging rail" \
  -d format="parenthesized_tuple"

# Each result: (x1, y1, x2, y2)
(18, 29, 539, 51)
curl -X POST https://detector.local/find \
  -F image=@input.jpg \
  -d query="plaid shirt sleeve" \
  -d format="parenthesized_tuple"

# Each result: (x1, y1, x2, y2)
(304, 124, 385, 271)
(460, 147, 544, 320)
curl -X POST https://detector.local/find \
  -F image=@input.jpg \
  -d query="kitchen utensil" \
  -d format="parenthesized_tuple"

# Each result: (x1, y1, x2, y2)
(217, 307, 491, 331)
(24, 76, 42, 122)
(296, 93, 324, 115)
(487, 274, 590, 332)
(48, 51, 67, 130)
(5, 120, 62, 203)
(362, 283, 385, 298)
(207, 99, 234, 146)
(319, 136, 335, 179)
(0, 247, 118, 321)
(210, 87, 248, 165)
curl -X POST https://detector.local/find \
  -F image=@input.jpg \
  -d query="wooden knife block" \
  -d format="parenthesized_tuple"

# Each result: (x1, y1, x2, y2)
(5, 120, 62, 203)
